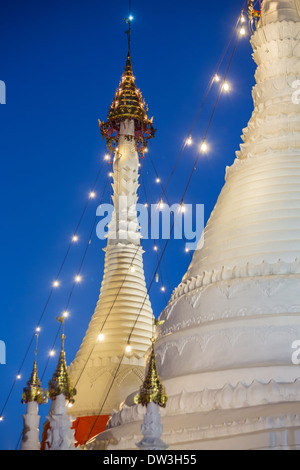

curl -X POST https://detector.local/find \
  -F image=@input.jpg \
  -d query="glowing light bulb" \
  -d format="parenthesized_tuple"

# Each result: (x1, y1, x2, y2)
(53, 280, 59, 288)
(240, 14, 246, 23)
(144, 148, 148, 153)
(67, 402, 73, 408)
(129, 15, 133, 21)
(125, 344, 132, 353)
(185, 247, 190, 253)
(104, 154, 110, 161)
(16, 374, 21, 380)
(159, 200, 164, 209)
(109, 172, 113, 177)
(214, 74, 220, 82)
(180, 204, 185, 213)
(144, 203, 149, 208)
(222, 82, 230, 92)
(36, 326, 41, 333)
(130, 266, 136, 273)
(156, 178, 161, 184)
(63, 310, 69, 318)
(75, 275, 82, 283)
(97, 333, 104, 342)
(89, 191, 96, 199)
(161, 286, 165, 292)
(200, 142, 208, 152)
(0, 416, 3, 422)
(49, 350, 55, 357)
(154, 245, 158, 252)
(186, 136, 192, 146)
(72, 235, 78, 242)
(239, 27, 246, 36)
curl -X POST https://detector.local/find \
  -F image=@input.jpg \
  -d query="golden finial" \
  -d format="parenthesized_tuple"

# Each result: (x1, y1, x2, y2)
(48, 318, 76, 403)
(21, 334, 48, 405)
(99, 15, 155, 156)
(134, 330, 168, 408)
(123, 14, 132, 56)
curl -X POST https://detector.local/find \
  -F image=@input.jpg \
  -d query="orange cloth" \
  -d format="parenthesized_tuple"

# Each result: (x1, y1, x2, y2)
(40, 421, 51, 450)
(72, 415, 110, 446)
(40, 415, 109, 449)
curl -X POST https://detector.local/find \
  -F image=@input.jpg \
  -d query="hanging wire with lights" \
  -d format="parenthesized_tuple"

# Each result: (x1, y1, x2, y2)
(0, 162, 107, 422)
(157, 6, 248, 205)
(139, 164, 170, 301)
(39, 176, 110, 383)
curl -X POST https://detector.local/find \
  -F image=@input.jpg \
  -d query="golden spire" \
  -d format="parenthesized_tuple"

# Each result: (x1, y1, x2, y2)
(106, 52, 149, 124)
(99, 16, 155, 156)
(48, 318, 76, 403)
(21, 334, 48, 405)
(134, 337, 168, 408)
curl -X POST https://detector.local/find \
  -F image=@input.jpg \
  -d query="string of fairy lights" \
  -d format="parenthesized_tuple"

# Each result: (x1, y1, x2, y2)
(40, 177, 111, 382)
(14, 175, 112, 450)
(0, 160, 107, 423)
(1, 2, 250, 447)
(142, 162, 173, 294)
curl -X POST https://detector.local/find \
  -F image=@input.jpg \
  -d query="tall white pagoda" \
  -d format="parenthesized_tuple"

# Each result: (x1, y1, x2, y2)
(86, 0, 300, 450)
(68, 18, 155, 445)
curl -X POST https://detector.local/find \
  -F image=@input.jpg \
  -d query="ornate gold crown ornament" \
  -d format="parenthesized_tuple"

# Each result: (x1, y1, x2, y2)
(99, 18, 156, 156)
(48, 321, 76, 403)
(21, 334, 48, 405)
(21, 360, 48, 405)
(134, 337, 168, 408)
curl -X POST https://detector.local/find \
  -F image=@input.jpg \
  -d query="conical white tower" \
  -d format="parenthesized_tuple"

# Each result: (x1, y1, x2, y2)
(85, 0, 300, 450)
(69, 22, 155, 445)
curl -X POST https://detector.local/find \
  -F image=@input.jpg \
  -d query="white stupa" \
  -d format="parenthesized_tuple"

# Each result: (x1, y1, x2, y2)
(86, 0, 300, 450)
(68, 20, 156, 446)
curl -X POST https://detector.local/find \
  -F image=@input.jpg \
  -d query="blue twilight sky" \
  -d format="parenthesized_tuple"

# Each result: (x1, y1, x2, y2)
(0, 0, 255, 449)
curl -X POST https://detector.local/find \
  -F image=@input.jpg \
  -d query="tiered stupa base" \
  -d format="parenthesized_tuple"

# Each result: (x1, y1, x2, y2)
(85, 400, 300, 450)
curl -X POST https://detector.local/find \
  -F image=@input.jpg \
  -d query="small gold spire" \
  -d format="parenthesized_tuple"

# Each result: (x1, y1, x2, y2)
(134, 337, 168, 408)
(48, 321, 76, 403)
(21, 334, 48, 405)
